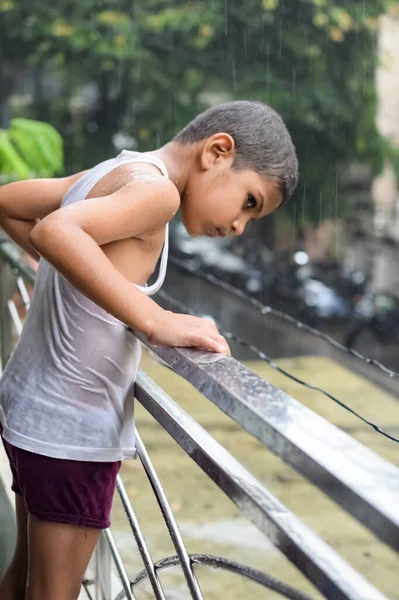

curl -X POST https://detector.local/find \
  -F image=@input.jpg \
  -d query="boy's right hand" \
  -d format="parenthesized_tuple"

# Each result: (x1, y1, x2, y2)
(148, 310, 230, 354)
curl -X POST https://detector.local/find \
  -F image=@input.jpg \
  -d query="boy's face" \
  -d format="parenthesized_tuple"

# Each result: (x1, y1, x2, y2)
(181, 157, 283, 238)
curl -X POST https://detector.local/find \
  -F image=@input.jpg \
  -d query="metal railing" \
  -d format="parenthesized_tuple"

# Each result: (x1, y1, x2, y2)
(0, 238, 398, 600)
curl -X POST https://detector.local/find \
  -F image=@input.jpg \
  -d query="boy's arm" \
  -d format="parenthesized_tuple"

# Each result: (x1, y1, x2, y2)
(28, 177, 229, 353)
(29, 177, 179, 336)
(0, 172, 87, 260)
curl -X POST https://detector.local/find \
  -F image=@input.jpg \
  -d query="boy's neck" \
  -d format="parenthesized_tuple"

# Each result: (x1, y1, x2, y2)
(153, 141, 197, 197)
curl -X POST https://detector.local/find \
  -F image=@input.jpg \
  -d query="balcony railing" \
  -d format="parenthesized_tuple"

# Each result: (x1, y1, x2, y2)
(0, 238, 398, 600)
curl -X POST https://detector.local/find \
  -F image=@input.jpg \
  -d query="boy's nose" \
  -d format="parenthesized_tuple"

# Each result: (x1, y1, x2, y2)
(232, 218, 246, 236)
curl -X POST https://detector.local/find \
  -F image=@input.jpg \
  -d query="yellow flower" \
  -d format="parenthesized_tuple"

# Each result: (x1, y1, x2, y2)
(313, 12, 328, 27)
(330, 27, 344, 42)
(0, 0, 13, 11)
(335, 9, 352, 32)
(97, 11, 127, 26)
(199, 24, 214, 38)
(52, 21, 74, 37)
(262, 0, 279, 10)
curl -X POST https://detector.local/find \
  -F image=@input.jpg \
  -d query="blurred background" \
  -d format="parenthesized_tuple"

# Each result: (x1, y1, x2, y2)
(1, 3, 399, 598)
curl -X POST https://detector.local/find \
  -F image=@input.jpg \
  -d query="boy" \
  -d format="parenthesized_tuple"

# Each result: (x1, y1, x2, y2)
(0, 100, 298, 600)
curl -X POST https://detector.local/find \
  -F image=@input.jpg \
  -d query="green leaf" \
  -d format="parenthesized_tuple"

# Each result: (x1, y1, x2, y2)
(0, 130, 31, 179)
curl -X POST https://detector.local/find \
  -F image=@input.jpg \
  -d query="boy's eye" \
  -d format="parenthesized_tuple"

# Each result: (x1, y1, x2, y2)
(246, 194, 257, 209)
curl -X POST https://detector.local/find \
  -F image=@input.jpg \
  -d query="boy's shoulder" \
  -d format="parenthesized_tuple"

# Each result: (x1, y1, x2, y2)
(88, 159, 180, 212)
(107, 160, 169, 190)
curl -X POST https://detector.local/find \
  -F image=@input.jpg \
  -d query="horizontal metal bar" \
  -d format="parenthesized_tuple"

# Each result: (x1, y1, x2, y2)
(135, 336, 399, 554)
(166, 261, 399, 404)
(135, 369, 388, 600)
(2, 242, 398, 550)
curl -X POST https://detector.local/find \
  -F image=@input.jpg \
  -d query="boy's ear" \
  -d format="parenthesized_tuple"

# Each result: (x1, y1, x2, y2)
(200, 133, 235, 169)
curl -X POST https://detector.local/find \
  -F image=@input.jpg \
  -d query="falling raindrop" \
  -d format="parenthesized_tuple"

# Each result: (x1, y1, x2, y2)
(232, 60, 237, 92)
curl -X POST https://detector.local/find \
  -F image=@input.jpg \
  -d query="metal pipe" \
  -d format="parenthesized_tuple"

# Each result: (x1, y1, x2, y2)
(135, 369, 389, 600)
(116, 476, 167, 600)
(134, 334, 399, 554)
(103, 529, 136, 600)
(135, 431, 204, 600)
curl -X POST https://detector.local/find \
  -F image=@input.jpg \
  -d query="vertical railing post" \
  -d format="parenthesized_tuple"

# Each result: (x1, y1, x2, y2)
(0, 256, 17, 581)
(94, 532, 112, 600)
(0, 260, 13, 371)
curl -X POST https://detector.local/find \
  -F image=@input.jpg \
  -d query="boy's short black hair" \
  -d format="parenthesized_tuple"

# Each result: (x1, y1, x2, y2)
(174, 100, 298, 205)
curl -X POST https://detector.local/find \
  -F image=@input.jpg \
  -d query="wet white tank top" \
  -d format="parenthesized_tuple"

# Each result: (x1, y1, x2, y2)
(0, 151, 169, 461)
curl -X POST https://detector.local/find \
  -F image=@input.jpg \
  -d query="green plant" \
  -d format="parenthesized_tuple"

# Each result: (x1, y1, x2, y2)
(0, 118, 63, 183)
(0, 0, 395, 222)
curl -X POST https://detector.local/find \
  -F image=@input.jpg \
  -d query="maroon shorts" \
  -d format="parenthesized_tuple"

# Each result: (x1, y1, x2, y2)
(1, 430, 121, 529)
